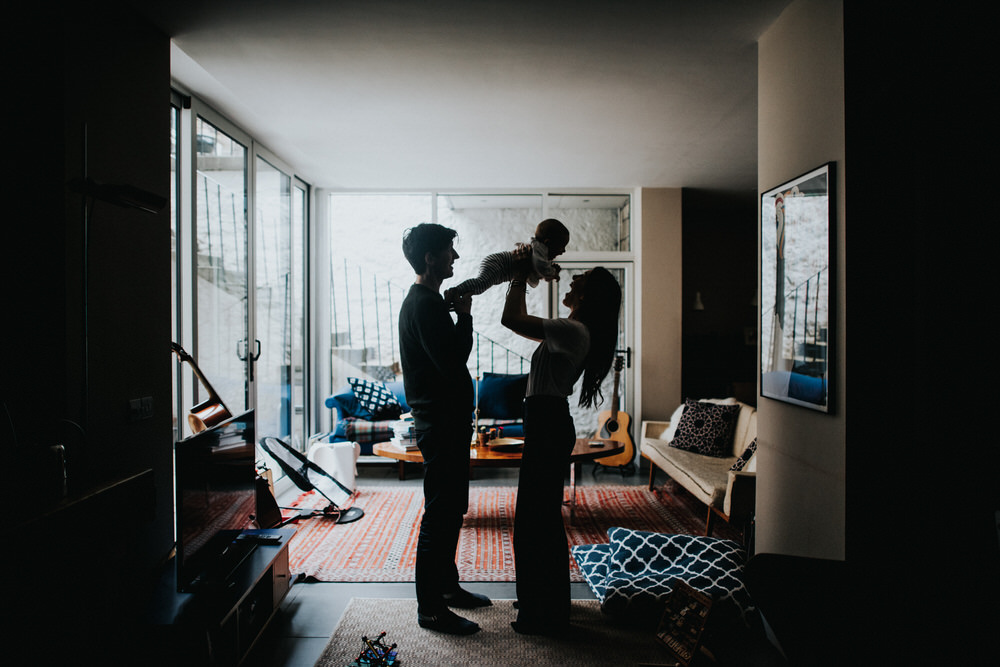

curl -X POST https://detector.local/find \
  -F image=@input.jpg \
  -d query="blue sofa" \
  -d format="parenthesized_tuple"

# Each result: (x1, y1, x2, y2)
(324, 372, 527, 457)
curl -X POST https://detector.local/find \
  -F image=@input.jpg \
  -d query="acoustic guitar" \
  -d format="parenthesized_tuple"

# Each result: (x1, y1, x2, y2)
(594, 355, 634, 467)
(171, 342, 233, 433)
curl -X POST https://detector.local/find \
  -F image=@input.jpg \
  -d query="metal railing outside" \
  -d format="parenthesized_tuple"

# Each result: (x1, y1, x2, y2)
(763, 267, 828, 375)
(330, 258, 530, 382)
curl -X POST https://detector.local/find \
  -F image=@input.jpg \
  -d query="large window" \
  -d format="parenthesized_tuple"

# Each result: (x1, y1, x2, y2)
(322, 192, 633, 435)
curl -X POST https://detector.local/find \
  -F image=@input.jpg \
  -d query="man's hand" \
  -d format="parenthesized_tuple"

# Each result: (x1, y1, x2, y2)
(452, 291, 473, 314)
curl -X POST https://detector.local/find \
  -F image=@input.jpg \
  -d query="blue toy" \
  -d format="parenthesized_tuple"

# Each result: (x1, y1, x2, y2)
(347, 631, 399, 667)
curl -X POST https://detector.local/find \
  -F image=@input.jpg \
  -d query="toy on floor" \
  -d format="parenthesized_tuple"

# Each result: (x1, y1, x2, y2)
(347, 631, 399, 666)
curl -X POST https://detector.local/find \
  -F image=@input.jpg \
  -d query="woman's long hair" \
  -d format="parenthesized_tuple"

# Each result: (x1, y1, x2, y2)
(574, 267, 622, 409)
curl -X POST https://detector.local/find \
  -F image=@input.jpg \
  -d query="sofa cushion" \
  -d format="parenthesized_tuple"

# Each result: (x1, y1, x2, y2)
(669, 399, 740, 457)
(600, 527, 753, 619)
(477, 372, 528, 419)
(653, 444, 735, 508)
(348, 377, 403, 421)
(730, 438, 757, 472)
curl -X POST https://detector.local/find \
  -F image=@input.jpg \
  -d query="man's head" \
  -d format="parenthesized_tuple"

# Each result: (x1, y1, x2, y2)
(402, 223, 459, 277)
(534, 218, 570, 259)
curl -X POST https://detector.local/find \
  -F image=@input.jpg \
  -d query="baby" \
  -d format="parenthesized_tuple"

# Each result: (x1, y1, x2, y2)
(448, 218, 570, 299)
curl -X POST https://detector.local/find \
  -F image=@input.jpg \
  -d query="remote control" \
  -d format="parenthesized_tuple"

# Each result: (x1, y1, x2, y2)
(237, 533, 282, 544)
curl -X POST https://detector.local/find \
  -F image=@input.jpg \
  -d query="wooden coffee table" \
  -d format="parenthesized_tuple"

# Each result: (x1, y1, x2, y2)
(372, 437, 625, 513)
(373, 437, 623, 469)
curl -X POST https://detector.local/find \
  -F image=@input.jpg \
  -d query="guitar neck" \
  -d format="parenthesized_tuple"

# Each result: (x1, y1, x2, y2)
(610, 367, 620, 418)
(173, 344, 226, 406)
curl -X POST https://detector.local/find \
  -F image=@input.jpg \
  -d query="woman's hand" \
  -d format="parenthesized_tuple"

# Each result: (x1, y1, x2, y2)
(511, 243, 532, 281)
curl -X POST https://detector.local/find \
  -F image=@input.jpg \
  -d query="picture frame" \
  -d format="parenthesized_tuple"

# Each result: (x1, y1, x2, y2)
(760, 162, 834, 412)
(655, 580, 713, 666)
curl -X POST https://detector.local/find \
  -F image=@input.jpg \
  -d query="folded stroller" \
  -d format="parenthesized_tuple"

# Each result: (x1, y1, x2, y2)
(258, 436, 365, 524)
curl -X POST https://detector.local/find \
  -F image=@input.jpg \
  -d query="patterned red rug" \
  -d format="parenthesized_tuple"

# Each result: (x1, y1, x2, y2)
(286, 481, 740, 582)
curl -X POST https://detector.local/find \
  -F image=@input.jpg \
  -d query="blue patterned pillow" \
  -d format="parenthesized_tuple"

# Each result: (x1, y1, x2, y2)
(347, 378, 403, 421)
(601, 527, 753, 619)
(571, 543, 611, 601)
(668, 400, 740, 457)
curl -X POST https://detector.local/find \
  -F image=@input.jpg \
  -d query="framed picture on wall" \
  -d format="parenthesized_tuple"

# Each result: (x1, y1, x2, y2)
(760, 162, 834, 412)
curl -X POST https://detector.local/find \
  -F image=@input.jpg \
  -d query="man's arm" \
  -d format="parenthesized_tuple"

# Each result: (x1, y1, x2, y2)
(416, 291, 474, 376)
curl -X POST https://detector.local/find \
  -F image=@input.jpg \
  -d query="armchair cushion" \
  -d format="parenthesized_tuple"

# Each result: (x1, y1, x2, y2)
(669, 399, 740, 457)
(655, 446, 736, 506)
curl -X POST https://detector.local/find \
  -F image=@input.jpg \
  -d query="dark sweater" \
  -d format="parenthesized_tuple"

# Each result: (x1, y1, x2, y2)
(398, 283, 474, 430)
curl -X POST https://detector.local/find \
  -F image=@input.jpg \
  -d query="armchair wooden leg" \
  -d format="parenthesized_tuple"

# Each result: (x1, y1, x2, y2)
(648, 460, 657, 490)
(705, 507, 715, 537)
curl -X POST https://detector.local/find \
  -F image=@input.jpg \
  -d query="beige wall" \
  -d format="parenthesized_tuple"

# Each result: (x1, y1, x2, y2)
(756, 0, 846, 560)
(638, 188, 683, 422)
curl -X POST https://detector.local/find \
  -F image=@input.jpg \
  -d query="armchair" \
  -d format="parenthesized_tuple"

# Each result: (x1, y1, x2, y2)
(641, 398, 757, 540)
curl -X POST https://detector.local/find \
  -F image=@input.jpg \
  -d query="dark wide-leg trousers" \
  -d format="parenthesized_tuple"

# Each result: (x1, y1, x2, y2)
(513, 395, 576, 628)
(414, 419, 472, 615)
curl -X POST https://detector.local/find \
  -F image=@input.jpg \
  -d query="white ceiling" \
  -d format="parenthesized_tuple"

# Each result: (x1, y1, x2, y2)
(137, 0, 791, 192)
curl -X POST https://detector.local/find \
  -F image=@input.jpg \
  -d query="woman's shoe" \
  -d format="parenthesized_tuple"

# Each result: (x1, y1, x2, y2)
(510, 619, 569, 637)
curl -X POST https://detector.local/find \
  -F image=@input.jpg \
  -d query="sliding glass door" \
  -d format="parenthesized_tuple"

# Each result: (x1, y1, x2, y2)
(172, 95, 309, 447)
(194, 115, 249, 417)
(254, 155, 308, 447)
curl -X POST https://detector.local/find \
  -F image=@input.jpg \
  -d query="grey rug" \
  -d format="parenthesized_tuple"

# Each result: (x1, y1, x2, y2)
(315, 598, 673, 667)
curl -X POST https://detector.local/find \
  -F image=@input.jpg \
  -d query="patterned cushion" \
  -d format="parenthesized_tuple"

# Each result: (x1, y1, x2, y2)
(669, 399, 740, 457)
(730, 438, 757, 471)
(341, 418, 396, 445)
(600, 527, 753, 619)
(347, 378, 403, 421)
(570, 543, 611, 601)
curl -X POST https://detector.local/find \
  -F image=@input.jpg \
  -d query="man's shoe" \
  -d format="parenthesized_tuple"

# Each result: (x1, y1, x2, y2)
(418, 609, 480, 635)
(443, 589, 492, 609)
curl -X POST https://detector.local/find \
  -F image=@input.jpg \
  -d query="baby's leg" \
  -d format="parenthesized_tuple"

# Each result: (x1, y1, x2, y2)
(452, 252, 512, 296)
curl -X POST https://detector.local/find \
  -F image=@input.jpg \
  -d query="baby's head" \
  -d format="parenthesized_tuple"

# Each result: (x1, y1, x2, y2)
(533, 218, 570, 259)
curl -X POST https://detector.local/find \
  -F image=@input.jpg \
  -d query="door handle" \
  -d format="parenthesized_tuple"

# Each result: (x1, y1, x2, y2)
(237, 339, 262, 361)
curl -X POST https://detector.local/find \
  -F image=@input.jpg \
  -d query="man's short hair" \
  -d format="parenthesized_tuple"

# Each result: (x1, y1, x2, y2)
(402, 223, 457, 274)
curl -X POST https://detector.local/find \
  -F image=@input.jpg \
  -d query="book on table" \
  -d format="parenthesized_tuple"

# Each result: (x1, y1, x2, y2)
(389, 420, 418, 450)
